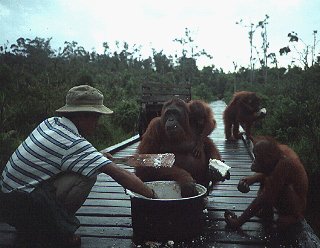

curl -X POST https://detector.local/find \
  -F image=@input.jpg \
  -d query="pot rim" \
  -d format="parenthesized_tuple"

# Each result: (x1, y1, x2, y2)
(125, 181, 207, 201)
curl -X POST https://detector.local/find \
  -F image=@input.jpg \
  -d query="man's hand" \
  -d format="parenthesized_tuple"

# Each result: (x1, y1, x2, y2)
(99, 162, 155, 199)
(101, 151, 113, 160)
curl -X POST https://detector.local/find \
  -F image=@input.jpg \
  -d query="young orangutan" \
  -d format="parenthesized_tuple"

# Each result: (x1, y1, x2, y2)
(225, 136, 320, 246)
(223, 91, 266, 141)
(188, 100, 218, 159)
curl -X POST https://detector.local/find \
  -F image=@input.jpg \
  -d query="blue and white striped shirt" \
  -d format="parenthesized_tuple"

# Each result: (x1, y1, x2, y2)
(0, 117, 111, 193)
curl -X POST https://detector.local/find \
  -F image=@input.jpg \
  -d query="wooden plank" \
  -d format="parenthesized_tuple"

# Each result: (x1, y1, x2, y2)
(140, 82, 191, 103)
(141, 95, 191, 103)
(77, 216, 132, 227)
(141, 82, 191, 94)
(100, 134, 140, 154)
(0, 233, 16, 248)
(87, 192, 130, 200)
(76, 206, 131, 217)
(76, 226, 133, 238)
(81, 237, 133, 248)
(83, 199, 131, 208)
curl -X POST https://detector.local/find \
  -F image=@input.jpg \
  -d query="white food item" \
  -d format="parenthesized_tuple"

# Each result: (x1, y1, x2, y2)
(209, 159, 231, 177)
(256, 107, 267, 117)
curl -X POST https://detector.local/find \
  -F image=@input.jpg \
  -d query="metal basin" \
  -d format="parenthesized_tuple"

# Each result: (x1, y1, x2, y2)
(126, 181, 207, 242)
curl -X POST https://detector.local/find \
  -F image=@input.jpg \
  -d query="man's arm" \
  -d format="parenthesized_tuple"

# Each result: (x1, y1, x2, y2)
(99, 162, 155, 198)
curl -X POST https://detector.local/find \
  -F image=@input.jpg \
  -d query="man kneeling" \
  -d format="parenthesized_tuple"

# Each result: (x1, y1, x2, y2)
(0, 85, 154, 247)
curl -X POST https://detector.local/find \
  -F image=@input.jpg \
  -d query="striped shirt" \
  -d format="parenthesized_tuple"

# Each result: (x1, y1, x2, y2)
(0, 117, 111, 193)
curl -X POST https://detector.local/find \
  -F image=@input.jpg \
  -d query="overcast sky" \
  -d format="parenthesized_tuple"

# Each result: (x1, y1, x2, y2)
(1, 0, 319, 71)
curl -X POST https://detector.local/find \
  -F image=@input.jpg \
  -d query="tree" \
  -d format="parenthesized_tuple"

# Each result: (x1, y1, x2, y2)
(279, 30, 319, 69)
(257, 15, 270, 83)
(152, 49, 173, 75)
(236, 19, 257, 84)
(237, 15, 271, 83)
(173, 28, 212, 83)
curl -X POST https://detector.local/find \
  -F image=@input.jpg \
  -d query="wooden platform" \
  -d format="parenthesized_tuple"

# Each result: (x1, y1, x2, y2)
(0, 100, 270, 247)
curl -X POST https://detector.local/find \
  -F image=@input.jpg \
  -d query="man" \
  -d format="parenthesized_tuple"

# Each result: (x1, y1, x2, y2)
(0, 85, 155, 247)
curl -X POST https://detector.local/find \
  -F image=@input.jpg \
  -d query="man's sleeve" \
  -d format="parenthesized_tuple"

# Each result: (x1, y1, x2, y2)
(61, 138, 112, 177)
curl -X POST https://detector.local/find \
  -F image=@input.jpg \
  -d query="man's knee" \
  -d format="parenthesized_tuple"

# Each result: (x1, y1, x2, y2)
(53, 172, 96, 194)
(51, 172, 97, 213)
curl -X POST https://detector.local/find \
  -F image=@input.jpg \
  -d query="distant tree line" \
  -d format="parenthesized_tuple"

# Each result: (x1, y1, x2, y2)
(0, 35, 232, 163)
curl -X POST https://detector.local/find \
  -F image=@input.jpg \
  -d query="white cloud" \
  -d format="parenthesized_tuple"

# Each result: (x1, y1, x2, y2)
(0, 3, 10, 17)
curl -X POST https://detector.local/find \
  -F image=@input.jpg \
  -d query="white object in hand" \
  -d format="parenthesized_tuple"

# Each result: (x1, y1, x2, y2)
(209, 159, 231, 177)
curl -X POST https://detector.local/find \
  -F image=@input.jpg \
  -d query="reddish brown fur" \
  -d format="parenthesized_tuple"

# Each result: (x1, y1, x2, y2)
(231, 136, 308, 229)
(223, 91, 263, 140)
(255, 137, 308, 224)
(189, 100, 216, 136)
(136, 98, 221, 190)
(188, 100, 217, 158)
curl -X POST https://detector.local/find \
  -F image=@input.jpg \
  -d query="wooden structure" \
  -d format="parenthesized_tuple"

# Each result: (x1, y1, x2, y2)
(138, 82, 191, 136)
(0, 100, 271, 247)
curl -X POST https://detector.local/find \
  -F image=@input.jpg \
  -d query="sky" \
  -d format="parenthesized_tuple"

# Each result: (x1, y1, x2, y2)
(0, 0, 319, 72)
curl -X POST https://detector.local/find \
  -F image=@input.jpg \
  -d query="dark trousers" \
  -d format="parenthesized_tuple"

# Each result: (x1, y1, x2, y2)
(0, 172, 96, 243)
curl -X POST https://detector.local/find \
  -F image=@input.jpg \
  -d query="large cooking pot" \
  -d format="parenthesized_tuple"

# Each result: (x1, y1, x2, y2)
(126, 181, 207, 242)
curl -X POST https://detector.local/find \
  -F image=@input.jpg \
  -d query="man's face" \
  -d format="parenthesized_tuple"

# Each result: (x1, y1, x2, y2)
(77, 112, 101, 136)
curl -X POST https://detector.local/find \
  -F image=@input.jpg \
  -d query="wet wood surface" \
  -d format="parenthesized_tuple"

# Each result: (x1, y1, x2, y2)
(0, 100, 270, 247)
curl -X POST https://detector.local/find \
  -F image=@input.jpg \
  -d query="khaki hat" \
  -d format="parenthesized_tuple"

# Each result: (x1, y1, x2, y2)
(56, 85, 113, 114)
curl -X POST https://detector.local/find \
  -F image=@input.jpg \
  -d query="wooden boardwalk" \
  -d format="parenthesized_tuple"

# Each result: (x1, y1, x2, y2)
(0, 100, 270, 247)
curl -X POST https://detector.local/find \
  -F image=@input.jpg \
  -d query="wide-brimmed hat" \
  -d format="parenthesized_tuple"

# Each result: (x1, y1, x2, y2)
(56, 85, 113, 114)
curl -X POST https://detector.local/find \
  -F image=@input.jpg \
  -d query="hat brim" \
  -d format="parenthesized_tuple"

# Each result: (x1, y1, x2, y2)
(56, 105, 113, 115)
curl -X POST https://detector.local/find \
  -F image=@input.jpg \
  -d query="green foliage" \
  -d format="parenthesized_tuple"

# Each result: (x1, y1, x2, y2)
(112, 100, 140, 134)
(87, 117, 130, 151)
